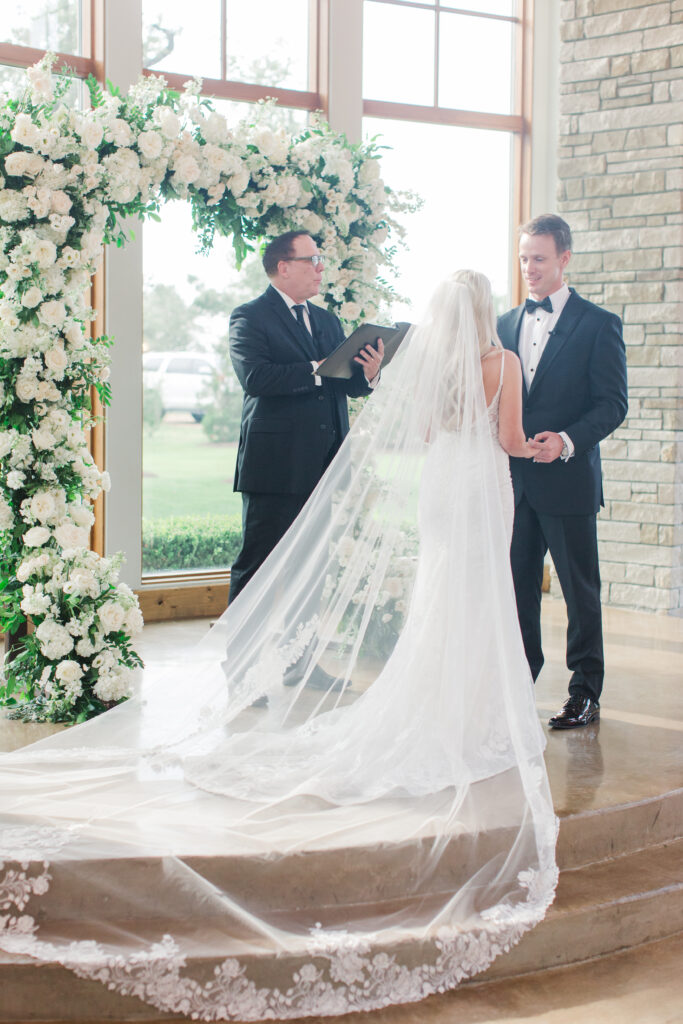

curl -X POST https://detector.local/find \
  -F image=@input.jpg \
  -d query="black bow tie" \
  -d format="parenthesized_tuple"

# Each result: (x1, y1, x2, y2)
(525, 296, 553, 314)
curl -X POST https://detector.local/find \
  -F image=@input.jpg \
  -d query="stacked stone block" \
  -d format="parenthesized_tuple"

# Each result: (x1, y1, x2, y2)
(557, 0, 682, 613)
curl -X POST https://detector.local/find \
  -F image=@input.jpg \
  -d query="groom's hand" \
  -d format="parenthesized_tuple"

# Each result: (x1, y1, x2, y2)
(531, 431, 564, 463)
(355, 338, 384, 382)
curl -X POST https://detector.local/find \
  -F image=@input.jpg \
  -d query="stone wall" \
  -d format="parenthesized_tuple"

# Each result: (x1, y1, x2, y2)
(557, 0, 682, 613)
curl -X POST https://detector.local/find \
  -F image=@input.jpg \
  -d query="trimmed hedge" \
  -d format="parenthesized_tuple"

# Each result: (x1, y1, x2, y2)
(142, 514, 242, 573)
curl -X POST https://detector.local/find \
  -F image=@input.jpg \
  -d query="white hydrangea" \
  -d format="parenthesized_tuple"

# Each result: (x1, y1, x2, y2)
(93, 667, 132, 702)
(35, 618, 74, 659)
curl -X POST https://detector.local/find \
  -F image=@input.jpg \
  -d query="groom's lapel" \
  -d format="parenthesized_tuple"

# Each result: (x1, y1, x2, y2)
(528, 289, 584, 396)
(511, 305, 528, 400)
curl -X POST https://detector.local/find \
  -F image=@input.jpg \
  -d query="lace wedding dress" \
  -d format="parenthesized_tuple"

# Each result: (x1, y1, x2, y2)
(0, 278, 557, 1021)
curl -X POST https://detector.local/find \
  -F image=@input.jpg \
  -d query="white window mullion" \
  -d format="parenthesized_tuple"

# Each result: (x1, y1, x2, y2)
(102, 0, 144, 587)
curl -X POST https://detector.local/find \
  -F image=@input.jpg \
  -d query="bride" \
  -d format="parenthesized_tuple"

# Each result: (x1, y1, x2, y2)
(0, 271, 558, 1022)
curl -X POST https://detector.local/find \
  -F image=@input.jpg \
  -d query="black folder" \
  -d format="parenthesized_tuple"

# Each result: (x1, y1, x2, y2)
(317, 322, 412, 379)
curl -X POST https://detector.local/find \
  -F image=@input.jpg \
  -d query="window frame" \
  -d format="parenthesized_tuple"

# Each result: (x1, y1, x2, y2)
(361, 0, 533, 302)
(0, 0, 539, 612)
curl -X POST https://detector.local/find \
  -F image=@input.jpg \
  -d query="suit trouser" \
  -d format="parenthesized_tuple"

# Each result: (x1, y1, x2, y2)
(228, 492, 308, 604)
(510, 496, 604, 703)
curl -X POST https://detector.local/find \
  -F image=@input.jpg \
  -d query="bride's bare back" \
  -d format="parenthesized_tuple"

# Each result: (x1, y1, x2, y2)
(481, 348, 531, 458)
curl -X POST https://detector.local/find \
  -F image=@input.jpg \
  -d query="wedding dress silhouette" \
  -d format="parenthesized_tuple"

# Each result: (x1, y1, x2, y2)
(0, 274, 557, 1021)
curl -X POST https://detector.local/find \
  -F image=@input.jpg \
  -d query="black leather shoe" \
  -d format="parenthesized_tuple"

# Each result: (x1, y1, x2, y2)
(283, 663, 344, 691)
(548, 695, 600, 729)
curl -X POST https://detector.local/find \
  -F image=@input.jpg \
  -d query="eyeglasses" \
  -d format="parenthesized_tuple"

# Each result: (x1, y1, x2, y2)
(283, 255, 325, 267)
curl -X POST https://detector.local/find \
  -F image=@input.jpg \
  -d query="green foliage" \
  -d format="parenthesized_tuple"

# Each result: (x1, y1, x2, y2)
(142, 514, 243, 572)
(200, 386, 243, 444)
(143, 385, 164, 435)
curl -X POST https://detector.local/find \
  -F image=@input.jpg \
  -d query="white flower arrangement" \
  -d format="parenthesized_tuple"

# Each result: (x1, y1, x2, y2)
(0, 55, 416, 722)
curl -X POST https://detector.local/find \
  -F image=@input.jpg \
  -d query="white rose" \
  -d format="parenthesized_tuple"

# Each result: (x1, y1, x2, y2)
(340, 301, 361, 322)
(38, 299, 66, 328)
(6, 470, 25, 489)
(10, 113, 39, 148)
(44, 345, 69, 375)
(50, 190, 72, 215)
(32, 425, 58, 450)
(68, 503, 94, 529)
(5, 152, 43, 177)
(137, 131, 163, 160)
(173, 155, 201, 184)
(64, 321, 84, 346)
(34, 379, 60, 401)
(55, 659, 83, 684)
(107, 118, 133, 147)
(15, 376, 37, 402)
(54, 522, 89, 549)
(30, 491, 57, 522)
(156, 108, 181, 139)
(97, 600, 126, 633)
(79, 120, 103, 149)
(227, 168, 250, 197)
(23, 525, 51, 546)
(21, 286, 43, 308)
(32, 238, 57, 268)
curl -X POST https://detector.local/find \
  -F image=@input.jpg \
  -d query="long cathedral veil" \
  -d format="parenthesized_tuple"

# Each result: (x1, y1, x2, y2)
(0, 276, 558, 1021)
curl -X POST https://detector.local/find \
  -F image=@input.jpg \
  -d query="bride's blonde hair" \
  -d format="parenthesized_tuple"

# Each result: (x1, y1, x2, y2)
(451, 269, 502, 356)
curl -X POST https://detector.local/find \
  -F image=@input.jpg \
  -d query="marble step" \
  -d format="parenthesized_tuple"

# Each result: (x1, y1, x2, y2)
(1, 837, 681, 1022)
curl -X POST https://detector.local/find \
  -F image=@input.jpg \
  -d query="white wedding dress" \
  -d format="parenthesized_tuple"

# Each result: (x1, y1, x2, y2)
(184, 354, 522, 803)
(0, 282, 557, 1022)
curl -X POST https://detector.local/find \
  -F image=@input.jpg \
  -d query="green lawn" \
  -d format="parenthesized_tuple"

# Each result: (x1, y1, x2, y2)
(143, 419, 242, 520)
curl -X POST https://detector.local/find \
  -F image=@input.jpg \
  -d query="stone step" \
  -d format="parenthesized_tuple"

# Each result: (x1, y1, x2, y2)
(1, 837, 681, 1021)
(3, 784, 679, 930)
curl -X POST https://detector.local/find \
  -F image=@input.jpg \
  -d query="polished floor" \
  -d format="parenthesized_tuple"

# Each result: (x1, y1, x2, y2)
(1, 596, 682, 1023)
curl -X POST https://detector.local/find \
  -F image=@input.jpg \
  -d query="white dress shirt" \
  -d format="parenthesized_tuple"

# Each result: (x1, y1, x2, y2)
(274, 286, 379, 389)
(274, 286, 322, 384)
(519, 282, 574, 459)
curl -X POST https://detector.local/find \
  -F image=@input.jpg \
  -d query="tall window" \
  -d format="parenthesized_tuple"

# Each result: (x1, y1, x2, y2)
(0, 0, 93, 97)
(140, 6, 319, 579)
(362, 0, 527, 315)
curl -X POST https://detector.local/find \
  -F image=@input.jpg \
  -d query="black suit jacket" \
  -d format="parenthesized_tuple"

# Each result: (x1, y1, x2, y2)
(229, 285, 371, 495)
(497, 289, 628, 516)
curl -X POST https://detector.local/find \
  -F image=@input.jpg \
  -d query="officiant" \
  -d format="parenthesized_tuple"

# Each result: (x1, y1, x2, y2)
(227, 230, 384, 603)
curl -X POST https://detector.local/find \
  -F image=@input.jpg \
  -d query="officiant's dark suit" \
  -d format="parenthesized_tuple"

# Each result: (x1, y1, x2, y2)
(498, 215, 627, 729)
(228, 231, 380, 603)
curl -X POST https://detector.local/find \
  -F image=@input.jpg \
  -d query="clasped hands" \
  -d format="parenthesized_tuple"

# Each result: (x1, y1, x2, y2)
(354, 337, 385, 382)
(527, 430, 564, 463)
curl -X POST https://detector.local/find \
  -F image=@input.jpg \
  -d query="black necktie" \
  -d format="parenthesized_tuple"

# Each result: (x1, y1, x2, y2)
(292, 303, 311, 334)
(525, 296, 553, 314)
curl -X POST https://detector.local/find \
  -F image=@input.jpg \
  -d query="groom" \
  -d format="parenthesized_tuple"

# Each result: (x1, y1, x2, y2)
(228, 230, 383, 603)
(498, 214, 628, 729)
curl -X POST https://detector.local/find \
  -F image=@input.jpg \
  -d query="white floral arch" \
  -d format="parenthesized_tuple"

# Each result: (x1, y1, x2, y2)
(0, 56, 409, 723)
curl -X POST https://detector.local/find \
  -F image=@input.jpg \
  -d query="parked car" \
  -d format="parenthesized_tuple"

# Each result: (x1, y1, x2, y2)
(143, 350, 221, 422)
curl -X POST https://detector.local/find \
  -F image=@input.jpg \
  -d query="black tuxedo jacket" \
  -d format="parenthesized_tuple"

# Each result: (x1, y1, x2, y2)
(229, 285, 371, 496)
(497, 289, 627, 517)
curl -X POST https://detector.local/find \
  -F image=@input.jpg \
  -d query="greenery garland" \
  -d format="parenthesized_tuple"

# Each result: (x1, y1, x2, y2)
(0, 55, 414, 723)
